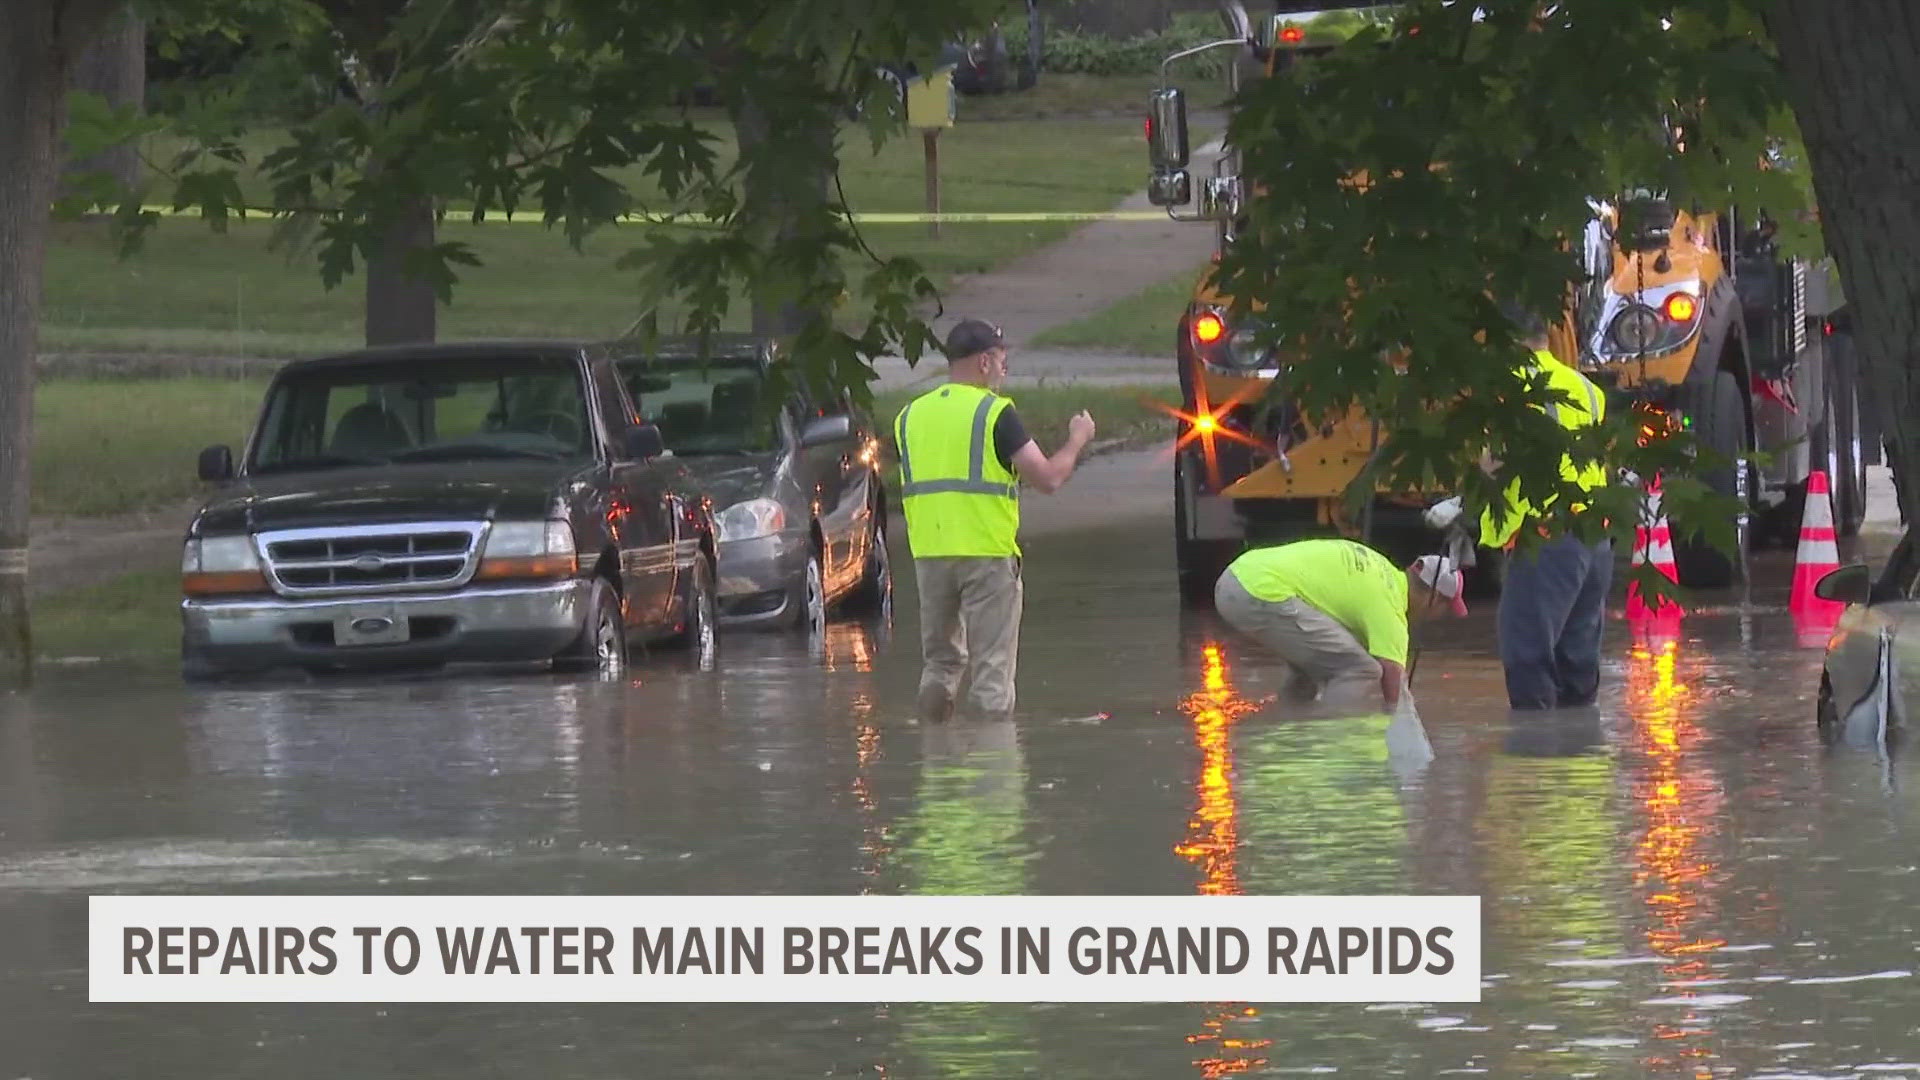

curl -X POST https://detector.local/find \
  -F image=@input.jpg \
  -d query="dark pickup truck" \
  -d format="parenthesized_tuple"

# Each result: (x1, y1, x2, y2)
(180, 341, 719, 680)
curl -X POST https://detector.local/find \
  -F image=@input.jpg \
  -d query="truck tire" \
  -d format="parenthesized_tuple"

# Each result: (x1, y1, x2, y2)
(674, 551, 719, 670)
(1672, 368, 1747, 590)
(1834, 345, 1867, 537)
(1174, 453, 1238, 606)
(552, 576, 626, 676)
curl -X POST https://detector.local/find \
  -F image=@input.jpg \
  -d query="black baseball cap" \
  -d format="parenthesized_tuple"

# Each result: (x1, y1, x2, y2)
(944, 319, 1005, 361)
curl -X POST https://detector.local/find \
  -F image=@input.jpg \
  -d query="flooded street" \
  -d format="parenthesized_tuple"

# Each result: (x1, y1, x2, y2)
(5, 515, 1920, 1079)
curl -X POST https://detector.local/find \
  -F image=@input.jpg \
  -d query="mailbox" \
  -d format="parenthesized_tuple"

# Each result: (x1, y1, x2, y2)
(907, 65, 957, 129)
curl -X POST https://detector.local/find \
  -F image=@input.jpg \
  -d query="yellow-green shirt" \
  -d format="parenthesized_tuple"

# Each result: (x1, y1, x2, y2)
(1479, 349, 1609, 548)
(1226, 538, 1409, 665)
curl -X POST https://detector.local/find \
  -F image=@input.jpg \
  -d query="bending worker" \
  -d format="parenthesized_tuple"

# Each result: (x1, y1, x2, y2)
(894, 319, 1095, 723)
(1213, 537, 1468, 711)
(1430, 305, 1612, 711)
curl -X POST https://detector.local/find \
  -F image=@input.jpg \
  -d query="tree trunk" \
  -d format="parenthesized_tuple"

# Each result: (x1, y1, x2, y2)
(1768, 0, 1920, 527)
(730, 93, 835, 338)
(64, 2, 144, 196)
(0, 8, 68, 687)
(363, 192, 438, 346)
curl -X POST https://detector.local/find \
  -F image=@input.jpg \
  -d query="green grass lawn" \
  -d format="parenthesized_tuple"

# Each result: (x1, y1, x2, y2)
(35, 569, 181, 660)
(872, 382, 1178, 452)
(34, 377, 269, 518)
(47, 110, 1186, 358)
(1029, 265, 1207, 354)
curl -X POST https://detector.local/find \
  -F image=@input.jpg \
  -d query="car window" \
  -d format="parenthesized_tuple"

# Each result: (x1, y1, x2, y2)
(591, 357, 639, 445)
(617, 353, 776, 456)
(1876, 533, 1920, 601)
(250, 355, 591, 472)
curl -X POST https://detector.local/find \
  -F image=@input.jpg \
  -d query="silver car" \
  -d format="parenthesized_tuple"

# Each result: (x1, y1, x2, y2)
(1814, 530, 1919, 742)
(613, 335, 891, 635)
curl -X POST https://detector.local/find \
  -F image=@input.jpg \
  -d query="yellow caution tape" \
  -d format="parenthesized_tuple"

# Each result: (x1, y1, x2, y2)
(128, 205, 1173, 225)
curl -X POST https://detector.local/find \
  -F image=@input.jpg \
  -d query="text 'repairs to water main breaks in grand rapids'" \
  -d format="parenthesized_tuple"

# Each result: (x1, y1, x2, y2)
(93, 895, 1482, 1003)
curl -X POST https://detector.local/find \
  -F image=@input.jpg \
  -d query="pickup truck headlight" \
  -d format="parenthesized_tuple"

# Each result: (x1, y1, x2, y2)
(477, 519, 578, 580)
(717, 498, 785, 542)
(182, 536, 268, 597)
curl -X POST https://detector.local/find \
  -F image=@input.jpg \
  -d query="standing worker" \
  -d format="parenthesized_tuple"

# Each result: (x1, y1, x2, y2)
(1429, 304, 1613, 711)
(895, 319, 1095, 723)
(1213, 537, 1469, 712)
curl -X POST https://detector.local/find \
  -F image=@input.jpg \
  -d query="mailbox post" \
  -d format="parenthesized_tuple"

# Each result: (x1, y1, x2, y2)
(906, 65, 957, 237)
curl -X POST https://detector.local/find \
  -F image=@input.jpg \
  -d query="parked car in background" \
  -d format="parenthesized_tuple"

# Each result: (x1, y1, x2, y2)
(181, 341, 718, 681)
(1815, 529, 1920, 739)
(612, 334, 891, 635)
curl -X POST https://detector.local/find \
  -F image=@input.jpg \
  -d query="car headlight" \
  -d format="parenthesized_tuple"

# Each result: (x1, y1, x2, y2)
(477, 519, 577, 580)
(717, 498, 786, 542)
(182, 535, 267, 596)
(1191, 306, 1274, 372)
(1226, 325, 1274, 370)
(1596, 281, 1702, 361)
(1610, 305, 1664, 353)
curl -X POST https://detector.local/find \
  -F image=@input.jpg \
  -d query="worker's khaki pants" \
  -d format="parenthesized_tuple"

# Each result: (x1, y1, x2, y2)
(914, 555, 1022, 721)
(1214, 571, 1383, 709)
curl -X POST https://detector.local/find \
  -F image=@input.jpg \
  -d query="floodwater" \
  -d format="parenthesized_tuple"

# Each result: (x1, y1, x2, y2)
(4, 521, 1920, 1079)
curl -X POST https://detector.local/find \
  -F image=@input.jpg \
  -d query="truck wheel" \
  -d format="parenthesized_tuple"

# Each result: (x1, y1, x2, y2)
(843, 501, 893, 618)
(1672, 369, 1747, 590)
(1834, 349, 1867, 537)
(552, 577, 626, 676)
(1174, 453, 1238, 606)
(676, 552, 719, 670)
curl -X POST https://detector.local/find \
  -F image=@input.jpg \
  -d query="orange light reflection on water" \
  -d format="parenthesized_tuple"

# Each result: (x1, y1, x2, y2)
(1624, 638, 1726, 1075)
(1175, 643, 1273, 1078)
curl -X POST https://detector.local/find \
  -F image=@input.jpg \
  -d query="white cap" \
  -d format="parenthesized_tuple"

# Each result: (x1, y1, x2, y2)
(1409, 555, 1469, 616)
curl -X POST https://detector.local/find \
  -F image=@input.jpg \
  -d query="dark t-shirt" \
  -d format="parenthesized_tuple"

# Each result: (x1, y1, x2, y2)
(992, 406, 1032, 473)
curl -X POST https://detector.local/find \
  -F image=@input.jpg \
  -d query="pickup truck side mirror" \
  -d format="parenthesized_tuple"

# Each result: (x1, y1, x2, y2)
(623, 423, 666, 461)
(1814, 562, 1871, 606)
(800, 414, 853, 448)
(198, 445, 234, 482)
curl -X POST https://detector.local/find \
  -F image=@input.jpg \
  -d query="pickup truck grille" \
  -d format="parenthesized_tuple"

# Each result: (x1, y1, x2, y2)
(256, 522, 487, 597)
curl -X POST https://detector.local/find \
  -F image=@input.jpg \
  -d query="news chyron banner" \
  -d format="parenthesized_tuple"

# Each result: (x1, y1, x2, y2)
(93, 896, 1481, 1003)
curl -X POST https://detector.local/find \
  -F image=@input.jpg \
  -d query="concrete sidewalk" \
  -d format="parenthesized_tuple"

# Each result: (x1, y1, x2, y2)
(868, 347, 1173, 394)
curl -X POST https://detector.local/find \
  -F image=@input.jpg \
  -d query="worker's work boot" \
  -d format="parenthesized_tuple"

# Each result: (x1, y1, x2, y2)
(917, 682, 956, 724)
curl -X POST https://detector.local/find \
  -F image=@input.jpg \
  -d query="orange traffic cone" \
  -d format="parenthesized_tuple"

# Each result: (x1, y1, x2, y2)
(1790, 469, 1844, 623)
(1627, 478, 1683, 620)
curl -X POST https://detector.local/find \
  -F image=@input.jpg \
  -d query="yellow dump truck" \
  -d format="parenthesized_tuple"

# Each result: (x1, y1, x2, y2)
(1146, 2, 1866, 603)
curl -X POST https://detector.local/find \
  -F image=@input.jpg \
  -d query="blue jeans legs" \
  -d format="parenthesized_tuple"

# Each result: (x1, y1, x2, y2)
(1497, 535, 1612, 710)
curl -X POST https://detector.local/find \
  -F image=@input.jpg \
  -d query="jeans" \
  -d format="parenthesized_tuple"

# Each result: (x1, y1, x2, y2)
(1497, 535, 1612, 710)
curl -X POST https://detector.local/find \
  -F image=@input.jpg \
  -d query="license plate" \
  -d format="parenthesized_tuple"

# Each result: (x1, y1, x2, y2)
(334, 605, 409, 647)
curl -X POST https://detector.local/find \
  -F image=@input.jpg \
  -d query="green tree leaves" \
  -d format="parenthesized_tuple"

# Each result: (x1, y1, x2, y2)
(1213, 0, 1803, 570)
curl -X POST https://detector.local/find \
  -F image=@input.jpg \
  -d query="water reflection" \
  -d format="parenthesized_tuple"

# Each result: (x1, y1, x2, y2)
(1173, 642, 1272, 1077)
(1623, 637, 1730, 1077)
(897, 716, 1035, 1076)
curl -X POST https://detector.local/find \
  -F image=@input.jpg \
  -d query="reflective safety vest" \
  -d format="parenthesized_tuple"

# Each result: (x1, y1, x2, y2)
(1480, 349, 1609, 549)
(894, 382, 1021, 558)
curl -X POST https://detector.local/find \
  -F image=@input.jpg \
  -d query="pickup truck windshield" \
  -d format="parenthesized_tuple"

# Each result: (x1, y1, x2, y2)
(617, 353, 775, 456)
(250, 355, 592, 473)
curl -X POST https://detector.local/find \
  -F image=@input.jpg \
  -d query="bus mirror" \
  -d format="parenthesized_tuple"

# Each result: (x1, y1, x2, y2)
(1148, 170, 1191, 208)
(1201, 176, 1244, 221)
(1147, 88, 1190, 170)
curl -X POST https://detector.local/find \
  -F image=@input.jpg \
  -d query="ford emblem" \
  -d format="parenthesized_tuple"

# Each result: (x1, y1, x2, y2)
(351, 617, 393, 634)
(352, 554, 386, 572)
